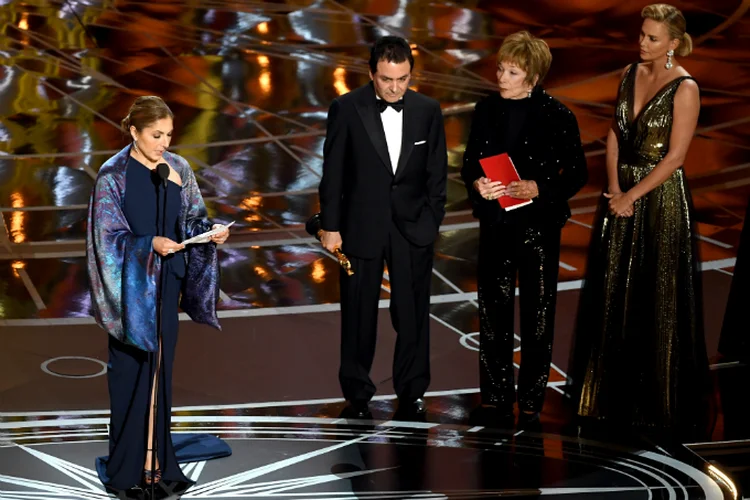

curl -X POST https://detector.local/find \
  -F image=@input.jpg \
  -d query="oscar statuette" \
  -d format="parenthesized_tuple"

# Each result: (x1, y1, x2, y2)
(305, 213, 354, 276)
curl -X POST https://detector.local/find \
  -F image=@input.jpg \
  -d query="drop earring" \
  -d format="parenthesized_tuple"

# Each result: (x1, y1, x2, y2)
(527, 87, 533, 98)
(665, 49, 674, 70)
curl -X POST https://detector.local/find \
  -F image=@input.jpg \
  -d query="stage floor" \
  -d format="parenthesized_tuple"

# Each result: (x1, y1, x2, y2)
(1, 0, 749, 498)
(0, 405, 735, 500)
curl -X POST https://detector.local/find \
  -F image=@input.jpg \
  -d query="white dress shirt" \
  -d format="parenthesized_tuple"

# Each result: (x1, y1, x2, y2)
(377, 98, 404, 174)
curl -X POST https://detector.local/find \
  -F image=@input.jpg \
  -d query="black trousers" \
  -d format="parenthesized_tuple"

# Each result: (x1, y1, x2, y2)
(339, 220, 433, 403)
(477, 220, 561, 412)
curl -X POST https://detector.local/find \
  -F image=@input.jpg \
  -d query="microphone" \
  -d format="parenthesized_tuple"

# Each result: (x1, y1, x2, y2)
(151, 160, 171, 499)
(156, 163, 170, 186)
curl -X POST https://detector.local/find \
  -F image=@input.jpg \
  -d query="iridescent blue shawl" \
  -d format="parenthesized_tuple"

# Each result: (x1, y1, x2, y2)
(86, 145, 221, 352)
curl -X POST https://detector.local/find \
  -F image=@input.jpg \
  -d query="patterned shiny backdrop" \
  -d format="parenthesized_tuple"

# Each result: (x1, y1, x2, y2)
(0, 0, 748, 321)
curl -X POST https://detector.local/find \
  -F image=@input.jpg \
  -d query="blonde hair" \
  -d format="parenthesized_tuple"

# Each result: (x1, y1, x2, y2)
(121, 96, 174, 135)
(496, 31, 552, 86)
(641, 3, 692, 57)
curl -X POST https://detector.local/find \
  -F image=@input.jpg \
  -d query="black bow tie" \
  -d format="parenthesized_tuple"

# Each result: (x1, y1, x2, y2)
(377, 99, 404, 113)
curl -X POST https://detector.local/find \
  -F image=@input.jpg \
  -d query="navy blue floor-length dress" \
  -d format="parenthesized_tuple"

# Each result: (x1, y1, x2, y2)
(104, 156, 189, 490)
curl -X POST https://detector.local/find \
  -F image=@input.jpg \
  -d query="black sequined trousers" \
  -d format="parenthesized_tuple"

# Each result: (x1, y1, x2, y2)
(477, 220, 561, 413)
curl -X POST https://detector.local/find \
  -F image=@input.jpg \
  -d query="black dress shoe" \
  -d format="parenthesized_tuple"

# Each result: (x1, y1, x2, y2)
(399, 397, 426, 415)
(340, 400, 371, 418)
(414, 397, 426, 414)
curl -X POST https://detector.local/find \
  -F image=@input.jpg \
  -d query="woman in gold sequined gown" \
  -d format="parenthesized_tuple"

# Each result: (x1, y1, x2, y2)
(570, 4, 711, 435)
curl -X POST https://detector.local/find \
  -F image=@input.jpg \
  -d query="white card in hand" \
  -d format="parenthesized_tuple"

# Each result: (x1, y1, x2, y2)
(182, 221, 235, 245)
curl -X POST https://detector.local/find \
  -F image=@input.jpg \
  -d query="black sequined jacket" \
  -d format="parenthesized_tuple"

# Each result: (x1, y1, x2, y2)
(461, 87, 588, 227)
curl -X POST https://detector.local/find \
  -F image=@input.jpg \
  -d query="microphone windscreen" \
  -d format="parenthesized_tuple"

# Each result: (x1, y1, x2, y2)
(156, 163, 170, 181)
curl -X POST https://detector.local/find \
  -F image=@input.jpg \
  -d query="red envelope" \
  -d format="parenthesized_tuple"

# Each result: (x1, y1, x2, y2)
(479, 153, 533, 211)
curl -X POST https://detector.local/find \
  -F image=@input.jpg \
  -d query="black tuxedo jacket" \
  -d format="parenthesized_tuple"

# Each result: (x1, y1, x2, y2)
(319, 83, 448, 259)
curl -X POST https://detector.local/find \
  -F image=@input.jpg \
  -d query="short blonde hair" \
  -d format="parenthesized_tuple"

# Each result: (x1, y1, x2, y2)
(641, 3, 692, 57)
(496, 31, 552, 86)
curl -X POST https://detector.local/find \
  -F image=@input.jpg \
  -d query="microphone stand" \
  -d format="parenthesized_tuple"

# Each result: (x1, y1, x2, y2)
(150, 164, 170, 499)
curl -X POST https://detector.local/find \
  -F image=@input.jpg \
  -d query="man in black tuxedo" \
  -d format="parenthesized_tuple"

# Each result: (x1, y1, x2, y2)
(318, 36, 447, 417)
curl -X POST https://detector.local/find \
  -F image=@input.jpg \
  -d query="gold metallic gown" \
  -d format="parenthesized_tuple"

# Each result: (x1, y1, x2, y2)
(572, 63, 711, 433)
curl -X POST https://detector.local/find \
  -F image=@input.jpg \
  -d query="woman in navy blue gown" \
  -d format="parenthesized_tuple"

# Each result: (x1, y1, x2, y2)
(87, 96, 230, 495)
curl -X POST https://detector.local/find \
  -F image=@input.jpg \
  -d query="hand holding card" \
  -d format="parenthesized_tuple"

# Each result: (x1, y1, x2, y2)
(182, 221, 235, 245)
(479, 153, 533, 211)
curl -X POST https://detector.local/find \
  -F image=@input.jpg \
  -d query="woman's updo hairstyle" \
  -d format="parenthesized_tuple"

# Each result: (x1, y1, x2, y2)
(641, 3, 693, 57)
(120, 96, 174, 135)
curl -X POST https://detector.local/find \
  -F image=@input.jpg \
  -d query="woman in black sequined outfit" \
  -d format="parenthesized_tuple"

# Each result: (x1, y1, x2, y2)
(461, 31, 587, 425)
